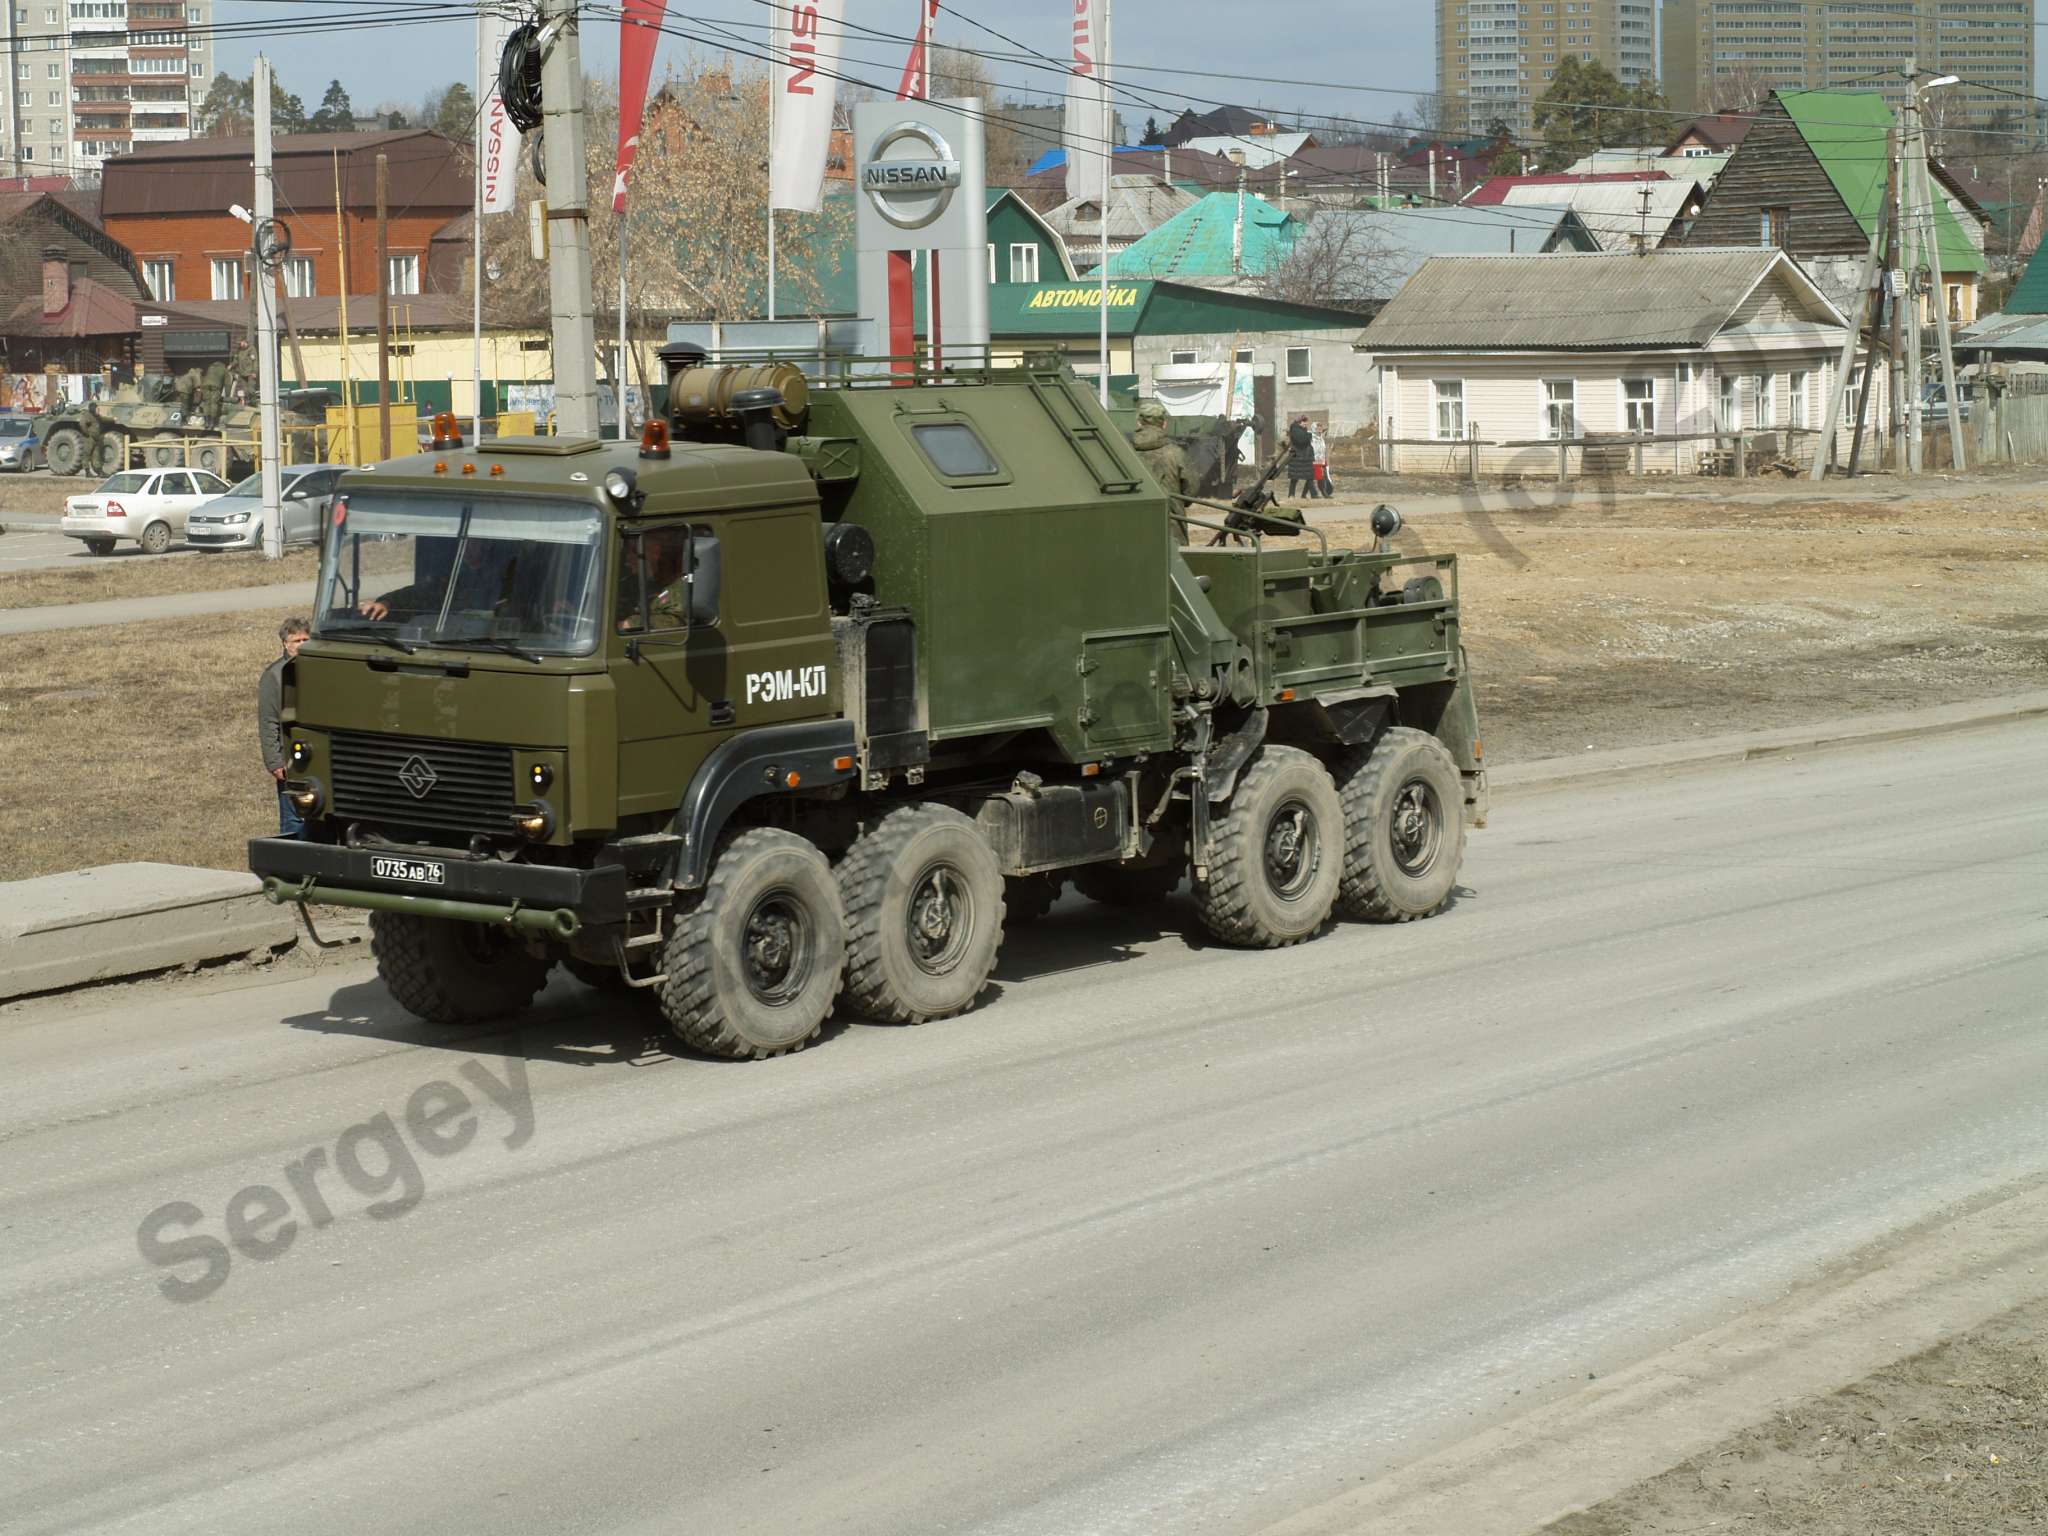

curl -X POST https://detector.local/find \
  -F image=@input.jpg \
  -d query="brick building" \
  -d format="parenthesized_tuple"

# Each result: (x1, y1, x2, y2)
(99, 128, 469, 307)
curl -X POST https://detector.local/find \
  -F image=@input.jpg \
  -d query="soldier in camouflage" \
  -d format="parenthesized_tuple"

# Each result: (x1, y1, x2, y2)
(1129, 399, 1197, 539)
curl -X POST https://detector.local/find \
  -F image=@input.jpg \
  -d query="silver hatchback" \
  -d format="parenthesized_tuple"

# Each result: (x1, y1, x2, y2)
(186, 465, 345, 551)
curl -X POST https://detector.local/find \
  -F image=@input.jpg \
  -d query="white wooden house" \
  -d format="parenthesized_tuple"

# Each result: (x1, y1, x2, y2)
(1358, 248, 1886, 476)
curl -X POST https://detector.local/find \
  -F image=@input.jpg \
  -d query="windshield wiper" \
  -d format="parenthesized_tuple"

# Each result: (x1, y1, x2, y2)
(439, 634, 546, 663)
(319, 623, 418, 654)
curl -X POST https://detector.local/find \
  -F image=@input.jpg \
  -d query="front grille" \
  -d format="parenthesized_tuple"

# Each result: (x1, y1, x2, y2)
(329, 730, 516, 835)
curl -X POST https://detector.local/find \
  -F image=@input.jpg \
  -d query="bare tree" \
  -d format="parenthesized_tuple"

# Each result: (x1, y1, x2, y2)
(929, 45, 1033, 187)
(1705, 64, 1775, 116)
(476, 65, 848, 351)
(1257, 211, 1402, 312)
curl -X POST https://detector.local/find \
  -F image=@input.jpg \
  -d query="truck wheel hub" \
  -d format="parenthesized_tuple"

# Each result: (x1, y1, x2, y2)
(907, 865, 971, 974)
(742, 893, 810, 1004)
(1392, 780, 1442, 876)
(1264, 802, 1317, 899)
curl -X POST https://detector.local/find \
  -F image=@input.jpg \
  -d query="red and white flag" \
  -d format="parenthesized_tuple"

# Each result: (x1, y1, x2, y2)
(770, 0, 847, 213)
(1062, 0, 1111, 208)
(477, 7, 519, 215)
(896, 0, 938, 101)
(613, 0, 668, 214)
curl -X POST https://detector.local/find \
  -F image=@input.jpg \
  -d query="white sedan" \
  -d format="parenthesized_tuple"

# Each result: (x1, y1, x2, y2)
(59, 468, 232, 556)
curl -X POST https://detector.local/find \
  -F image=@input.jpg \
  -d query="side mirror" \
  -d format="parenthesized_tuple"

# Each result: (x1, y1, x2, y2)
(687, 535, 721, 626)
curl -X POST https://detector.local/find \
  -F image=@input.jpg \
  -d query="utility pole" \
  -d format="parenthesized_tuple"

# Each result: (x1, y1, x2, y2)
(539, 0, 599, 436)
(1886, 125, 1904, 469)
(376, 152, 391, 461)
(1847, 141, 1897, 477)
(254, 54, 283, 560)
(1902, 61, 1924, 472)
(1914, 74, 1967, 469)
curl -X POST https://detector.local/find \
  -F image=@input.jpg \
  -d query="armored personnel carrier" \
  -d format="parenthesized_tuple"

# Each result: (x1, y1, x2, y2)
(251, 356, 1485, 1059)
(35, 374, 328, 477)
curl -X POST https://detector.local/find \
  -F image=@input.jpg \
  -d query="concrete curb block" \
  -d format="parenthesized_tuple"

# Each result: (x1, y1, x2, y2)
(0, 862, 297, 1003)
(1490, 690, 2048, 796)
(1, 517, 65, 534)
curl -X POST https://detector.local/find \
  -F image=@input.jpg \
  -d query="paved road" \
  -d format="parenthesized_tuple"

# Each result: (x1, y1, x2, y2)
(0, 578, 313, 635)
(3, 724, 2046, 1535)
(0, 524, 217, 574)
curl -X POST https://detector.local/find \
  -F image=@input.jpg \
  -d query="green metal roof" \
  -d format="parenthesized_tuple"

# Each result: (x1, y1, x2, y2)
(1781, 91, 1983, 276)
(1098, 191, 1296, 279)
(2006, 241, 2048, 314)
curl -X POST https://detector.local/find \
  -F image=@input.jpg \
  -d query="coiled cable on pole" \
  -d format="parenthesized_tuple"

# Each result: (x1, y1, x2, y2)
(499, 19, 545, 134)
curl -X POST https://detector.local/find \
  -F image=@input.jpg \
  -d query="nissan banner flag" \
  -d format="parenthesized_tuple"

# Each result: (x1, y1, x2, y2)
(614, 0, 669, 214)
(895, 0, 938, 101)
(770, 0, 846, 213)
(1061, 0, 1110, 209)
(478, 7, 518, 215)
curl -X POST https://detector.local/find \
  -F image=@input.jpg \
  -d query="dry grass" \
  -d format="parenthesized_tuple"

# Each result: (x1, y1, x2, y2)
(0, 475, 80, 517)
(0, 546, 322, 610)
(0, 611, 294, 882)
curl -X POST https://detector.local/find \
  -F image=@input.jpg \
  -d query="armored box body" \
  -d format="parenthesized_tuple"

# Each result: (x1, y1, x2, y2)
(807, 372, 1177, 764)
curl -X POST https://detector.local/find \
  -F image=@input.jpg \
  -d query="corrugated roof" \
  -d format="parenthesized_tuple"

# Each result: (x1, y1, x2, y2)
(2005, 238, 2048, 314)
(1779, 91, 1983, 275)
(1359, 248, 1842, 352)
(1465, 171, 1670, 206)
(1045, 177, 1198, 248)
(1959, 309, 2048, 353)
(4, 274, 136, 337)
(101, 130, 467, 219)
(1310, 205, 1594, 300)
(1499, 178, 1707, 253)
(1100, 191, 1294, 279)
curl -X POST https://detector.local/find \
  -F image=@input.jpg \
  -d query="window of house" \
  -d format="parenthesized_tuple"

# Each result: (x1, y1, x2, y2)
(387, 254, 420, 295)
(1235, 347, 1253, 364)
(1169, 350, 1197, 365)
(1542, 378, 1575, 438)
(1622, 378, 1655, 434)
(1760, 206, 1788, 247)
(1719, 373, 1737, 431)
(209, 257, 242, 300)
(282, 256, 314, 299)
(986, 243, 995, 284)
(1007, 243, 1038, 283)
(142, 258, 174, 300)
(1433, 379, 1466, 440)
(1847, 364, 1865, 426)
(1947, 283, 1962, 323)
(1788, 369, 1808, 429)
(1285, 346, 1311, 383)
(1753, 372, 1774, 428)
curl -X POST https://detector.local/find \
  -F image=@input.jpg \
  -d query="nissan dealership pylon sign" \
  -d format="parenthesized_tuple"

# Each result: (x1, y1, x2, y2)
(854, 98, 988, 369)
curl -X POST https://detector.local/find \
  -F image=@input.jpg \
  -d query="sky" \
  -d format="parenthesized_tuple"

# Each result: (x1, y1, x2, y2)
(212, 0, 1439, 138)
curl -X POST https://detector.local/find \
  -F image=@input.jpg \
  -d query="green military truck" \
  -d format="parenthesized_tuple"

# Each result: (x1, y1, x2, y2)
(251, 355, 1485, 1059)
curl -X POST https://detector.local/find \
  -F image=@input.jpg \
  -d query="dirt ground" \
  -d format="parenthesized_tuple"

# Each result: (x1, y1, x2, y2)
(0, 614, 291, 881)
(1320, 485, 2048, 764)
(0, 545, 321, 608)
(1546, 1294, 2048, 1535)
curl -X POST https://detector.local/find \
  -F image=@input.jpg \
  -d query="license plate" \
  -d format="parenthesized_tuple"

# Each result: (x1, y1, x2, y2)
(372, 856, 446, 886)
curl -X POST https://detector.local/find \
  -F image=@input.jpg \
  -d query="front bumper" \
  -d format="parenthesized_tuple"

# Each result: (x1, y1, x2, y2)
(250, 837, 629, 932)
(186, 523, 258, 549)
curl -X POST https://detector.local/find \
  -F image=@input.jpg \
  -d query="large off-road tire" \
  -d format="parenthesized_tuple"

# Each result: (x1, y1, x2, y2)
(370, 912, 550, 1024)
(193, 441, 227, 478)
(1003, 872, 1064, 925)
(138, 520, 173, 555)
(1074, 860, 1183, 907)
(144, 434, 181, 468)
(83, 536, 115, 556)
(658, 828, 845, 1059)
(43, 427, 84, 477)
(839, 804, 1005, 1024)
(1335, 727, 1465, 922)
(1192, 744, 1343, 948)
(92, 433, 126, 475)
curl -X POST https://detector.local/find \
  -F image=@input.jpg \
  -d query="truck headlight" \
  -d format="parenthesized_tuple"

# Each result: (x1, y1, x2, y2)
(286, 777, 323, 813)
(510, 801, 554, 840)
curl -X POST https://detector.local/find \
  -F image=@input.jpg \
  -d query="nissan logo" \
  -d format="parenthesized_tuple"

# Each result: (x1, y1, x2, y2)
(861, 121, 962, 231)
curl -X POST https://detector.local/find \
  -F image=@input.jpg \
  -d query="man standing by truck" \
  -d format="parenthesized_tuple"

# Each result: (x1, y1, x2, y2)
(258, 617, 310, 836)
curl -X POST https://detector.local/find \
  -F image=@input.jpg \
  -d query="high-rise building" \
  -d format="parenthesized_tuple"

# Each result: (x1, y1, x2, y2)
(1662, 0, 2033, 130)
(2, 0, 210, 180)
(1437, 0, 1658, 138)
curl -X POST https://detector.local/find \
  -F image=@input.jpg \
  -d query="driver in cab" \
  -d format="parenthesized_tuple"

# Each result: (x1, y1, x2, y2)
(358, 537, 517, 623)
(617, 526, 691, 633)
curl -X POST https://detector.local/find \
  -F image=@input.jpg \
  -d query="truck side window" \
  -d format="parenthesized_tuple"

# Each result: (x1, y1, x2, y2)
(616, 524, 704, 633)
(911, 421, 999, 477)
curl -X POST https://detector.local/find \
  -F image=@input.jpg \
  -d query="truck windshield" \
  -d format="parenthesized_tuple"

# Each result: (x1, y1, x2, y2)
(313, 491, 605, 657)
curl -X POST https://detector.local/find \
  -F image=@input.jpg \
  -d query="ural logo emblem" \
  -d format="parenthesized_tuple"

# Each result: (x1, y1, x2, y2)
(398, 755, 438, 799)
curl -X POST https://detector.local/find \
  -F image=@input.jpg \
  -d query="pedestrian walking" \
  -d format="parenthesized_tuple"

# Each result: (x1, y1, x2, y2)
(1310, 421, 1336, 499)
(259, 616, 311, 837)
(1285, 415, 1315, 499)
